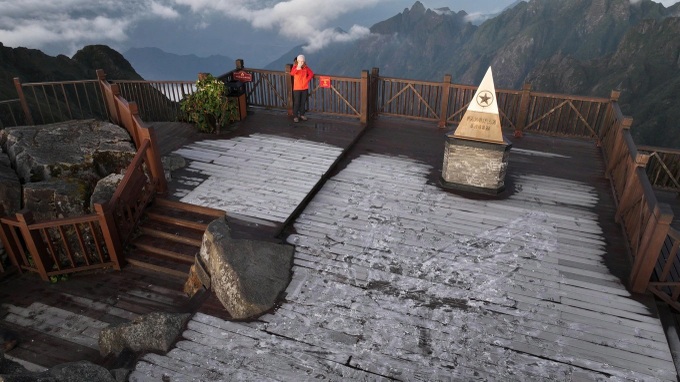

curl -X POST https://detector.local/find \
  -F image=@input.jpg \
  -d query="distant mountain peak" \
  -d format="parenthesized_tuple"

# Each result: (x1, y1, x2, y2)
(371, 1, 470, 35)
(123, 47, 234, 80)
(410, 1, 426, 14)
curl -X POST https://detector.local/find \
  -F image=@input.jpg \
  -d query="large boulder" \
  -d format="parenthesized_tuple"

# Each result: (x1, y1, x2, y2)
(0, 120, 135, 184)
(192, 218, 294, 319)
(0, 120, 135, 220)
(98, 312, 191, 357)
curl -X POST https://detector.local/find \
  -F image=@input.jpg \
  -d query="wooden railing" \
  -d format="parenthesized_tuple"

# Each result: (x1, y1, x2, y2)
(0, 206, 121, 281)
(0, 99, 27, 128)
(648, 227, 680, 311)
(2, 63, 679, 303)
(599, 98, 674, 294)
(236, 69, 289, 110)
(638, 146, 680, 191)
(14, 78, 109, 125)
(227, 66, 365, 122)
(0, 69, 166, 280)
(114, 80, 196, 122)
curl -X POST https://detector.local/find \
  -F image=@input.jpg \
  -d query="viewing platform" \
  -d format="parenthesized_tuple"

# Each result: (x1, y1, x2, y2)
(2, 108, 678, 380)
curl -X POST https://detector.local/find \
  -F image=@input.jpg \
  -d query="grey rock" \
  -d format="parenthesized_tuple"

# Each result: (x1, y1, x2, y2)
(1, 119, 135, 184)
(98, 312, 191, 357)
(162, 154, 186, 173)
(161, 153, 187, 181)
(23, 179, 90, 221)
(197, 218, 294, 319)
(47, 361, 115, 382)
(90, 173, 124, 211)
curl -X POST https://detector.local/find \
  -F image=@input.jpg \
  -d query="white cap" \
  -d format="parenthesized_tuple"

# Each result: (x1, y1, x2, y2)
(297, 54, 305, 63)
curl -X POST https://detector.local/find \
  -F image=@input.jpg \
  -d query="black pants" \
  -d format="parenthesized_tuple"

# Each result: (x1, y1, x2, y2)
(293, 90, 308, 117)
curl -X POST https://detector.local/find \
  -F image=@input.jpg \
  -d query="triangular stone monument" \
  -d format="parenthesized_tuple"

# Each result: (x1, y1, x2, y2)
(441, 67, 512, 195)
(452, 67, 503, 144)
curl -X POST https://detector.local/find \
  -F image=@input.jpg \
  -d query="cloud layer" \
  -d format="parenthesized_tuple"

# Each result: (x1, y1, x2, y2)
(1, 0, 678, 56)
(0, 0, 383, 54)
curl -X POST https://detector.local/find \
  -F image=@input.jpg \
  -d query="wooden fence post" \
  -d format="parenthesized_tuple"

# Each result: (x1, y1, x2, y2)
(438, 74, 452, 128)
(96, 69, 117, 124)
(15, 210, 51, 281)
(93, 202, 123, 270)
(285, 64, 293, 116)
(13, 77, 34, 125)
(360, 70, 369, 125)
(370, 67, 379, 120)
(630, 202, 674, 293)
(606, 117, 633, 179)
(514, 83, 532, 137)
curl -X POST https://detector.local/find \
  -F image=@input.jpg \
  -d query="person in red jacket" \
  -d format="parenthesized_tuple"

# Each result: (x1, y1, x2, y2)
(290, 54, 314, 123)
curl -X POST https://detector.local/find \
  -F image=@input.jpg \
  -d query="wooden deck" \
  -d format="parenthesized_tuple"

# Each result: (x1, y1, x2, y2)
(1, 109, 677, 380)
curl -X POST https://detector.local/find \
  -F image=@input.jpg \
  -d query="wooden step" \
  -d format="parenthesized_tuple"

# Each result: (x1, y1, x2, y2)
(153, 198, 226, 218)
(134, 243, 198, 263)
(140, 218, 206, 240)
(146, 211, 208, 231)
(122, 197, 223, 279)
(145, 212, 211, 231)
(125, 248, 193, 279)
(125, 255, 189, 279)
(138, 226, 203, 247)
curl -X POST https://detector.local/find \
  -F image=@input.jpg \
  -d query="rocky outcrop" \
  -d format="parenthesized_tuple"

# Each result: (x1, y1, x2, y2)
(98, 312, 191, 357)
(0, 120, 135, 220)
(1, 119, 135, 184)
(190, 218, 294, 319)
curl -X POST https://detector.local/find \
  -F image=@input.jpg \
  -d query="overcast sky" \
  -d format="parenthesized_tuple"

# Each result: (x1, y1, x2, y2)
(1, 0, 678, 67)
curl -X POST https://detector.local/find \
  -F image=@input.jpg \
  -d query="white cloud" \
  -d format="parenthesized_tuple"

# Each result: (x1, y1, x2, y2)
(0, 15, 129, 48)
(1, 0, 678, 57)
(0, 0, 175, 53)
(151, 1, 180, 19)
(171, 0, 383, 51)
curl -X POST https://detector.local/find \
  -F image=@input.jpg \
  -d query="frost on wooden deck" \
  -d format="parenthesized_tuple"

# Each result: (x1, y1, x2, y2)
(132, 140, 676, 381)
(172, 134, 343, 223)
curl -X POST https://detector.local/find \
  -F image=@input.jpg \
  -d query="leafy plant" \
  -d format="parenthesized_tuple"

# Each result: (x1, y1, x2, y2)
(180, 74, 238, 133)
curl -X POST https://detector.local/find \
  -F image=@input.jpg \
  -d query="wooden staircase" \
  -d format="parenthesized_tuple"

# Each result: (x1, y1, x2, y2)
(125, 198, 226, 278)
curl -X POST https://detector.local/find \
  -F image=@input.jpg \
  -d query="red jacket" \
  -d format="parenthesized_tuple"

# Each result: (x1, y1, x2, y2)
(291, 65, 314, 91)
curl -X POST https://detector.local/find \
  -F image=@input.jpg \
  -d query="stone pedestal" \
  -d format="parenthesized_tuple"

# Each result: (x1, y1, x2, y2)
(441, 135, 512, 194)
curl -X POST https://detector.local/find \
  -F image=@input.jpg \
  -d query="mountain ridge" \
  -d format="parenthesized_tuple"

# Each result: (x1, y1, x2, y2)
(123, 47, 235, 81)
(267, 0, 680, 147)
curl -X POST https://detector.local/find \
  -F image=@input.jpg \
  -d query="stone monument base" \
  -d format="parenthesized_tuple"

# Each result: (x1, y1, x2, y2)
(440, 135, 512, 195)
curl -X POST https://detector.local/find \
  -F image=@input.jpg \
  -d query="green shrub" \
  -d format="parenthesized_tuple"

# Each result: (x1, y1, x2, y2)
(180, 74, 238, 133)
